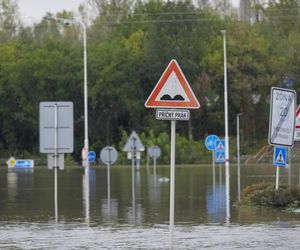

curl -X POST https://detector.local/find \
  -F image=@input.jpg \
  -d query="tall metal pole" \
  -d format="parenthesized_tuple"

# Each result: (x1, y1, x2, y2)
(237, 113, 243, 201)
(54, 104, 58, 223)
(169, 120, 176, 249)
(221, 30, 230, 221)
(81, 21, 89, 172)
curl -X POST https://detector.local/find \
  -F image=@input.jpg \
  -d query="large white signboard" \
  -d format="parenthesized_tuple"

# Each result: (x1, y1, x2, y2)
(268, 87, 296, 147)
(40, 102, 74, 153)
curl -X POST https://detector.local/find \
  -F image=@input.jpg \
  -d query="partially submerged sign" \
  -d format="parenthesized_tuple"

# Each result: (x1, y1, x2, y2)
(100, 146, 118, 165)
(7, 157, 34, 168)
(145, 59, 200, 109)
(268, 87, 296, 147)
(215, 151, 225, 163)
(39, 102, 74, 153)
(205, 135, 220, 151)
(147, 145, 161, 159)
(123, 131, 145, 152)
(88, 151, 96, 163)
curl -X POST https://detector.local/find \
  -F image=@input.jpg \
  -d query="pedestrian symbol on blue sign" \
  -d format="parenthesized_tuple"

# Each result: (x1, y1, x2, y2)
(273, 147, 287, 167)
(215, 151, 225, 163)
(215, 139, 225, 151)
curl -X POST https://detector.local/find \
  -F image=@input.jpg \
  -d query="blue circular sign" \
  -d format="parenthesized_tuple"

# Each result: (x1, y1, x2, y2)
(205, 135, 219, 151)
(88, 151, 96, 162)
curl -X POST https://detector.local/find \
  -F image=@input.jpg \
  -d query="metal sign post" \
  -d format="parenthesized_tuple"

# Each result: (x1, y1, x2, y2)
(145, 59, 200, 249)
(100, 146, 118, 218)
(54, 104, 58, 223)
(169, 120, 176, 248)
(39, 101, 74, 222)
(148, 146, 162, 178)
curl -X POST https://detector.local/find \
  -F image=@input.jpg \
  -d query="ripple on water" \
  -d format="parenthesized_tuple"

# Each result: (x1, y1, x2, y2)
(1, 223, 300, 249)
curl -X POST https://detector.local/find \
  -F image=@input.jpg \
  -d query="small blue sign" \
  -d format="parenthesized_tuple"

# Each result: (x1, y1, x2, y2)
(205, 135, 220, 151)
(215, 151, 225, 163)
(274, 146, 287, 167)
(7, 157, 34, 168)
(215, 139, 225, 152)
(88, 151, 96, 162)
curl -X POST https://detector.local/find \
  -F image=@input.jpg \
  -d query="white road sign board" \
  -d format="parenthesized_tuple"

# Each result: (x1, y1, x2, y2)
(294, 105, 300, 141)
(268, 87, 296, 147)
(156, 109, 190, 120)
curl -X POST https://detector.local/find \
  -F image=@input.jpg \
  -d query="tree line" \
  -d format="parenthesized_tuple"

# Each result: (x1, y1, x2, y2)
(0, 0, 300, 164)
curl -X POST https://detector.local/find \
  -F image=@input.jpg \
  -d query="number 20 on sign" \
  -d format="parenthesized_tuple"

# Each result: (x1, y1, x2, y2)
(268, 87, 296, 147)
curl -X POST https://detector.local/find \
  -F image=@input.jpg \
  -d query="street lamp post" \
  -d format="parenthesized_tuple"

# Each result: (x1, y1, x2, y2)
(44, 15, 89, 170)
(221, 29, 230, 221)
(237, 112, 243, 201)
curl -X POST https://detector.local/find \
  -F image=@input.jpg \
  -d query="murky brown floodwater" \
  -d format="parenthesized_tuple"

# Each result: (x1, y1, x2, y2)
(1, 163, 300, 249)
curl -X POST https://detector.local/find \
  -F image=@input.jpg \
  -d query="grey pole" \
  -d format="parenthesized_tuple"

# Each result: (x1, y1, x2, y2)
(54, 104, 58, 223)
(237, 113, 243, 201)
(221, 29, 230, 221)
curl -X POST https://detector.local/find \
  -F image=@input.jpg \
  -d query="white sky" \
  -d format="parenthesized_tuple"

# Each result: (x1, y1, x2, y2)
(18, 0, 87, 24)
(18, 0, 239, 25)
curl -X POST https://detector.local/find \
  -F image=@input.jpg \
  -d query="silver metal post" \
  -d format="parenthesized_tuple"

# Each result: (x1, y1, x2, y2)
(276, 166, 280, 190)
(54, 104, 58, 223)
(107, 149, 111, 217)
(237, 113, 243, 201)
(170, 120, 176, 249)
(221, 29, 230, 222)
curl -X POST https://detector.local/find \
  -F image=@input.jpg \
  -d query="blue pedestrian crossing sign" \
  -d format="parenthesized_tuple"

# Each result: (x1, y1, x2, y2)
(215, 139, 225, 151)
(273, 146, 287, 167)
(215, 151, 225, 163)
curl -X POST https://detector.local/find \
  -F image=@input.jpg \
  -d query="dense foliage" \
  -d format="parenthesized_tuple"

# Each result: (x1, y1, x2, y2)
(239, 182, 300, 207)
(0, 0, 300, 163)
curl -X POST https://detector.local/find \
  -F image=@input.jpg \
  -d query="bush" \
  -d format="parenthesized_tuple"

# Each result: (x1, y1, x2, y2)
(240, 182, 300, 207)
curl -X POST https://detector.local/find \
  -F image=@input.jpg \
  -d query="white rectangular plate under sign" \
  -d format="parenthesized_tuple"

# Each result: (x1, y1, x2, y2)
(268, 87, 296, 147)
(294, 130, 300, 141)
(156, 109, 190, 120)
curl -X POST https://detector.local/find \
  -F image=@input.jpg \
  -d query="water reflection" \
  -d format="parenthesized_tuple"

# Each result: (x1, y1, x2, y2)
(7, 168, 34, 203)
(206, 184, 226, 223)
(1, 164, 300, 226)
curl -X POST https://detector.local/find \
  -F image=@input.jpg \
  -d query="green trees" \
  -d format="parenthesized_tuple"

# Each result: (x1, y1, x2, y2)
(0, 0, 300, 162)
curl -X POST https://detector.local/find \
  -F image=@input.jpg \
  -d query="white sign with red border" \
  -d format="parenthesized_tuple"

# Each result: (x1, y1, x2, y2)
(145, 59, 200, 109)
(294, 105, 300, 141)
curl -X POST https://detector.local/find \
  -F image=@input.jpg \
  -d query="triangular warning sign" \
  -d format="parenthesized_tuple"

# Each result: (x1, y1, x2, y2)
(217, 154, 224, 161)
(145, 59, 200, 109)
(123, 131, 145, 152)
(276, 150, 285, 163)
(217, 142, 224, 150)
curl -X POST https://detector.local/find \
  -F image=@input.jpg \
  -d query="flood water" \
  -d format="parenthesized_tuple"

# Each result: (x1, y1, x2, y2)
(1, 163, 300, 249)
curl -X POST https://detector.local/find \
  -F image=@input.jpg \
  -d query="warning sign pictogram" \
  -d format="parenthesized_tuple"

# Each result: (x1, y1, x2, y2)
(273, 146, 287, 167)
(145, 59, 200, 109)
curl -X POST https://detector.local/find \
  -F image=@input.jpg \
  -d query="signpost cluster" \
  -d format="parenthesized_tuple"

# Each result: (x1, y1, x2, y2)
(145, 59, 200, 248)
(268, 87, 296, 190)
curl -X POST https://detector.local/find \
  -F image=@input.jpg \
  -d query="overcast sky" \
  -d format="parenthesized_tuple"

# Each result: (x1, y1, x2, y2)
(18, 0, 239, 25)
